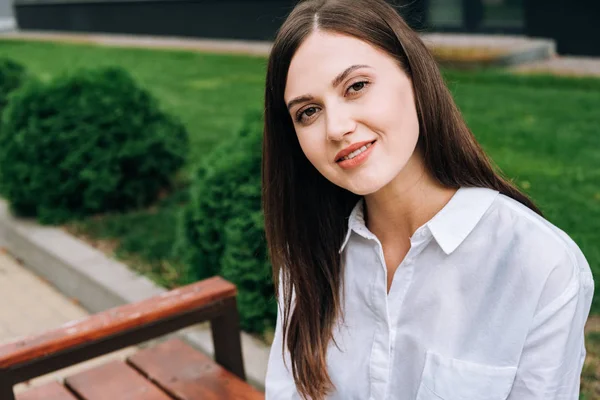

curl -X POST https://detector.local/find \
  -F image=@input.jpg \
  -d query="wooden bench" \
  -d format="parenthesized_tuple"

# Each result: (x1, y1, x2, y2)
(0, 276, 265, 400)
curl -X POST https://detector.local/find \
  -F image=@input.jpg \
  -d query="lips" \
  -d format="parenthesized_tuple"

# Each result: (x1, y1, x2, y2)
(335, 140, 376, 162)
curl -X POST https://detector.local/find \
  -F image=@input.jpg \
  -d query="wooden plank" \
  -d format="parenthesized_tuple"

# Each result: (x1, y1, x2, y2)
(128, 339, 264, 400)
(64, 360, 173, 400)
(16, 381, 77, 400)
(0, 277, 236, 369)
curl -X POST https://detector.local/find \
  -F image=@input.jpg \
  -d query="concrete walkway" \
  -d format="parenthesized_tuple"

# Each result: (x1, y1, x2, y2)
(0, 249, 136, 394)
(0, 250, 88, 342)
(0, 31, 273, 56)
(512, 56, 600, 77)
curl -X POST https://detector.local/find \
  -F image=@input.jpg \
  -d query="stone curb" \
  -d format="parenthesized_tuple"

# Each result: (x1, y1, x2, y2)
(0, 30, 273, 56)
(0, 198, 269, 391)
(421, 33, 556, 68)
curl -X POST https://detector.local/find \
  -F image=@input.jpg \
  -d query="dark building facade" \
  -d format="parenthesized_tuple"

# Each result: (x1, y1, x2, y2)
(421, 0, 599, 56)
(13, 0, 600, 56)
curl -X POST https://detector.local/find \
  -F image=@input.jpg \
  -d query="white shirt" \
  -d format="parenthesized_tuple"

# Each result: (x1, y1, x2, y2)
(265, 186, 594, 400)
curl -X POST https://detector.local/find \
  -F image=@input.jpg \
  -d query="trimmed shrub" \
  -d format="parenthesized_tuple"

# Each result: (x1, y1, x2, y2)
(0, 67, 188, 223)
(174, 111, 275, 333)
(0, 57, 28, 115)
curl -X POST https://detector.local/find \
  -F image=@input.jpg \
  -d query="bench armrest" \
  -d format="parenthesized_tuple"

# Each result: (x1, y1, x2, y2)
(0, 276, 245, 387)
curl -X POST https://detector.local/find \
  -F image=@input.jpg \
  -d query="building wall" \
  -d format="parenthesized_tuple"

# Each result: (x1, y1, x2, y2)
(13, 0, 422, 41)
(14, 0, 298, 41)
(0, 0, 13, 18)
(525, 0, 599, 56)
(11, 0, 600, 56)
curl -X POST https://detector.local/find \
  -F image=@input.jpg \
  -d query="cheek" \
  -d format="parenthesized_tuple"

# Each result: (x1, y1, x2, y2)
(367, 84, 419, 134)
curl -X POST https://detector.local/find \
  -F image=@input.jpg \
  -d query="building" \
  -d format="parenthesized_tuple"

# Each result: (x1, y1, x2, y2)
(421, 0, 598, 56)
(12, 0, 600, 56)
(0, 0, 15, 31)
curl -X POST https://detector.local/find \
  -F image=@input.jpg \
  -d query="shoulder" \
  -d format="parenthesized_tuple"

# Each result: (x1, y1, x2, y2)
(490, 194, 577, 252)
(483, 193, 594, 307)
(490, 193, 584, 264)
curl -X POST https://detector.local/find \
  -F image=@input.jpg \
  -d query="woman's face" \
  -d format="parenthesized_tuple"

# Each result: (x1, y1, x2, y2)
(284, 30, 421, 195)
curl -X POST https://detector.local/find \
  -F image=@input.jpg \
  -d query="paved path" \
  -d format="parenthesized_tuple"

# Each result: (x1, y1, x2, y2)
(0, 31, 273, 56)
(0, 249, 136, 394)
(512, 56, 600, 77)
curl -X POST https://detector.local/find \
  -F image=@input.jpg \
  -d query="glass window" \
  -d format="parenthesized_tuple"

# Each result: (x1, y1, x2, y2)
(428, 0, 464, 28)
(482, 0, 524, 29)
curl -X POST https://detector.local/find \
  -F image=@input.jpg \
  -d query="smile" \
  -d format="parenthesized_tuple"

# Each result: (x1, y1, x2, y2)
(336, 140, 376, 170)
(340, 141, 374, 161)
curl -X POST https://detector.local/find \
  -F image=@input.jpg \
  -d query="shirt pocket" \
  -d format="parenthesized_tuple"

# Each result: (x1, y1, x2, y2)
(415, 350, 517, 400)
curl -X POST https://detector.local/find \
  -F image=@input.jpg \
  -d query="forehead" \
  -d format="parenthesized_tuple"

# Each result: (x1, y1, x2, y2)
(285, 31, 389, 100)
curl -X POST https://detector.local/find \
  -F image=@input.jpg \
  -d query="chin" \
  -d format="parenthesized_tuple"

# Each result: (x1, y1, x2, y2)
(342, 181, 384, 196)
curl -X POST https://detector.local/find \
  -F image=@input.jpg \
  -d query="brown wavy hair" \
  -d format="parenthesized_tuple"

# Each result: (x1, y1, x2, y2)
(262, 0, 542, 399)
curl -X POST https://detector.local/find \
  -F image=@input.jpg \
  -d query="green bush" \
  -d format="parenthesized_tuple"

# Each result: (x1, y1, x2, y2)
(0, 67, 188, 223)
(174, 111, 275, 333)
(0, 57, 28, 115)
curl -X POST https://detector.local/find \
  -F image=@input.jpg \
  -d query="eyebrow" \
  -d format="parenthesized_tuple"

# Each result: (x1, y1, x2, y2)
(286, 64, 372, 111)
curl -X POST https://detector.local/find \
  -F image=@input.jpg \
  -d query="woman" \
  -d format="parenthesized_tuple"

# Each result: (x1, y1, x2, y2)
(262, 0, 594, 399)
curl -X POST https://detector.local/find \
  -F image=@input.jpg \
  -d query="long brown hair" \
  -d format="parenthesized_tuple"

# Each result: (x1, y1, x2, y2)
(262, 1, 542, 398)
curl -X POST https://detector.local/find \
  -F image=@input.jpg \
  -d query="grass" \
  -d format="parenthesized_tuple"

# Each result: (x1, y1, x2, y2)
(582, 329, 600, 398)
(1, 41, 599, 378)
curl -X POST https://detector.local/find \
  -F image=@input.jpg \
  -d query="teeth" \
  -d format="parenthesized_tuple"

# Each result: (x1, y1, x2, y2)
(342, 142, 373, 161)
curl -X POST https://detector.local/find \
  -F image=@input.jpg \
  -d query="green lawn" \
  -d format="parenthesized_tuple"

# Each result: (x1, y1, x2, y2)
(1, 39, 599, 310)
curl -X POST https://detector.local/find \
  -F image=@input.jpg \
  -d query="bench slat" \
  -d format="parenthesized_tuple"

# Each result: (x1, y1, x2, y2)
(16, 381, 78, 400)
(128, 339, 264, 400)
(64, 360, 173, 400)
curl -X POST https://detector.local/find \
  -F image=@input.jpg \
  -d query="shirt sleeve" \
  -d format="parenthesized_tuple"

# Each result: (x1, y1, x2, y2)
(507, 249, 594, 399)
(265, 275, 301, 400)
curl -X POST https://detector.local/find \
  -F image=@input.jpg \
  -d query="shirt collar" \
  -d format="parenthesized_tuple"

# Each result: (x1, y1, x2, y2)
(339, 198, 366, 252)
(339, 186, 499, 255)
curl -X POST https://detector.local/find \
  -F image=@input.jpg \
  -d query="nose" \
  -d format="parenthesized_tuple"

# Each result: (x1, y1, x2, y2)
(325, 104, 356, 142)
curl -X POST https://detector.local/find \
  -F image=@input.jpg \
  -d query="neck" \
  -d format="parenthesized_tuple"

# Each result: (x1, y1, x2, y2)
(364, 148, 457, 244)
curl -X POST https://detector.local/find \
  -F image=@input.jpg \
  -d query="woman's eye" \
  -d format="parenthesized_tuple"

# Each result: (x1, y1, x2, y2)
(347, 81, 368, 94)
(304, 107, 317, 117)
(297, 107, 318, 122)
